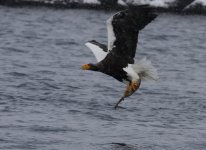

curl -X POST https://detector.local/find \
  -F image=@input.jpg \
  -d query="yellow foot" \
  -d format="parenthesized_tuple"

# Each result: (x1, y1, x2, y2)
(130, 80, 138, 91)
(115, 80, 141, 109)
(124, 80, 140, 97)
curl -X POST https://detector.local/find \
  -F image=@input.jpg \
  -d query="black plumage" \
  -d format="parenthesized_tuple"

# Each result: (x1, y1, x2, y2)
(111, 5, 157, 59)
(82, 5, 158, 108)
(97, 5, 157, 81)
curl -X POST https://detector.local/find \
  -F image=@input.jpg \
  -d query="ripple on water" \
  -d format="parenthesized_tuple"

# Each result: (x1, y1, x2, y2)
(0, 7, 206, 150)
(1, 47, 27, 53)
(29, 125, 76, 133)
(5, 72, 28, 77)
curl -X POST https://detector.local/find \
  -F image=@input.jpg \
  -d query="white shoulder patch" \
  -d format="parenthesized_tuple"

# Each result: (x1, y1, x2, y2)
(85, 42, 108, 62)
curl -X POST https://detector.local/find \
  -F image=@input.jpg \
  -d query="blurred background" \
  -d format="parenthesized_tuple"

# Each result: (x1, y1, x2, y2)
(0, 0, 206, 14)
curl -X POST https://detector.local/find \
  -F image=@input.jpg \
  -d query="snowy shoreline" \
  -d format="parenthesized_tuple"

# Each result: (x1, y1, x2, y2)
(0, 0, 206, 14)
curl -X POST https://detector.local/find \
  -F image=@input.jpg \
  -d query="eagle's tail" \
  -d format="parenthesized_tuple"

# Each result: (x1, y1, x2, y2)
(132, 58, 159, 81)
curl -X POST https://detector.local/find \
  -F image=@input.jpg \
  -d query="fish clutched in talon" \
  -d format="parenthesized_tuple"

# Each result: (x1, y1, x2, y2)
(114, 80, 141, 109)
(81, 5, 159, 108)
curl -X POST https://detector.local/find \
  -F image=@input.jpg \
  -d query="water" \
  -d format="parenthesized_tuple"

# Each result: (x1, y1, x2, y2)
(0, 6, 206, 150)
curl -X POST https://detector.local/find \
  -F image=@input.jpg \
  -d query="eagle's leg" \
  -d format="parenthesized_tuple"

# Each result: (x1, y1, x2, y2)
(114, 80, 141, 109)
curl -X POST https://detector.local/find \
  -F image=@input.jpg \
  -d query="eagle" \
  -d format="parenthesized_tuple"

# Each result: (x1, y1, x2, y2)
(81, 5, 158, 109)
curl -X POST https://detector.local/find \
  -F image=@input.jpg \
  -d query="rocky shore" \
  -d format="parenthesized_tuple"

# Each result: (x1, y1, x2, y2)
(0, 0, 206, 14)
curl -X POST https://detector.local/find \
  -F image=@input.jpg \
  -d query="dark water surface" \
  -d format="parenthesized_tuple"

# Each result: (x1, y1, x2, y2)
(0, 6, 206, 150)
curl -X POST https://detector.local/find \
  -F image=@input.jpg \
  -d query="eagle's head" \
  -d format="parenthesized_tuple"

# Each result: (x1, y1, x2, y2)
(81, 63, 98, 71)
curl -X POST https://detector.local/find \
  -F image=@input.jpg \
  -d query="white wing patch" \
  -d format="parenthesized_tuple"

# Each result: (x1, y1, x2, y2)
(106, 12, 119, 51)
(123, 64, 139, 81)
(85, 42, 108, 62)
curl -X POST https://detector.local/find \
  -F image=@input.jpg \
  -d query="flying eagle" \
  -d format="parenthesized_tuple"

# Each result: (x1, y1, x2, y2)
(81, 5, 158, 109)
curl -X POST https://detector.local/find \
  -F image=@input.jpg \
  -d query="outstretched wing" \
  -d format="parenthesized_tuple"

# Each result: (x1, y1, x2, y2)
(107, 5, 157, 59)
(85, 40, 108, 62)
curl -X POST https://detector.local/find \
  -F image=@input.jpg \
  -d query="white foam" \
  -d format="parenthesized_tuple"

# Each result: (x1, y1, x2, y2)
(190, 0, 206, 6)
(125, 0, 175, 8)
(83, 0, 100, 4)
(150, 0, 176, 7)
(118, 0, 127, 6)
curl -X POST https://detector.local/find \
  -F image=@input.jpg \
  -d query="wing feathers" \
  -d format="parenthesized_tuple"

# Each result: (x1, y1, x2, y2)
(107, 12, 118, 51)
(106, 5, 157, 59)
(85, 40, 108, 62)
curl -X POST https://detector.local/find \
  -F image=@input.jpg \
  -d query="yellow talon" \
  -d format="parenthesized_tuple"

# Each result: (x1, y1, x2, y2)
(124, 80, 140, 97)
(131, 80, 138, 91)
(115, 80, 141, 109)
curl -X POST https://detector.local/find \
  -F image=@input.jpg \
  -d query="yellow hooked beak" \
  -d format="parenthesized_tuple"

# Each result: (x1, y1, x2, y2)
(81, 64, 90, 70)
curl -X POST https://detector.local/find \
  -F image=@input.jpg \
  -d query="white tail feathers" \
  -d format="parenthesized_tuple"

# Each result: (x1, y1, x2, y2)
(132, 58, 159, 81)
